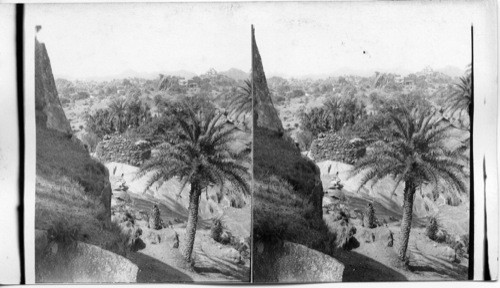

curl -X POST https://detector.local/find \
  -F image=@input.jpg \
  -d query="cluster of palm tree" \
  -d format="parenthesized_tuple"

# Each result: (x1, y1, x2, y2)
(85, 97, 152, 138)
(137, 107, 250, 262)
(299, 96, 367, 137)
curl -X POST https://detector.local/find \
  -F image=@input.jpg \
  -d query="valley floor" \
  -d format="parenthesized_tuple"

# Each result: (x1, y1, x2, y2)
(110, 171, 251, 283)
(322, 173, 469, 281)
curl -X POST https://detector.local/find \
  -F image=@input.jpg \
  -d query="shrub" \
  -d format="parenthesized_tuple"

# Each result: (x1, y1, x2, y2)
(149, 204, 162, 230)
(229, 193, 246, 208)
(333, 219, 358, 250)
(435, 230, 448, 243)
(103, 221, 133, 257)
(74, 91, 90, 100)
(425, 216, 439, 241)
(274, 95, 286, 105)
(210, 217, 224, 243)
(289, 89, 305, 98)
(449, 239, 465, 259)
(80, 131, 100, 153)
(461, 234, 469, 253)
(60, 97, 70, 105)
(363, 203, 376, 229)
(47, 219, 80, 249)
(295, 130, 314, 151)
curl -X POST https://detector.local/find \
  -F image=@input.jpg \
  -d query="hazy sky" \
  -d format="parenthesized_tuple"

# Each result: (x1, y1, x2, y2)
(27, 1, 480, 79)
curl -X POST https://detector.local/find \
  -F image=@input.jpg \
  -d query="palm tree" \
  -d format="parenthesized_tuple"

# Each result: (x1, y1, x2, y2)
(439, 67, 472, 153)
(351, 108, 467, 261)
(323, 98, 343, 131)
(108, 98, 128, 133)
(126, 97, 142, 128)
(228, 79, 252, 121)
(137, 107, 250, 262)
(446, 72, 472, 123)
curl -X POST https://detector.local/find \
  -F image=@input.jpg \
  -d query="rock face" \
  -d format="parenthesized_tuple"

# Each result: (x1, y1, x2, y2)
(254, 241, 344, 283)
(35, 230, 138, 283)
(252, 26, 284, 134)
(310, 164, 326, 219)
(220, 247, 242, 264)
(310, 133, 366, 164)
(35, 32, 72, 135)
(95, 135, 151, 166)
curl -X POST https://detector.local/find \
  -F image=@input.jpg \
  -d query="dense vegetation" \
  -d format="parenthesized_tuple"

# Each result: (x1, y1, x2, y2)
(55, 69, 253, 264)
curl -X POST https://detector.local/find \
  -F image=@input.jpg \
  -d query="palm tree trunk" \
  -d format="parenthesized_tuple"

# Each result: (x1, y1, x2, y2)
(181, 183, 201, 262)
(398, 181, 416, 261)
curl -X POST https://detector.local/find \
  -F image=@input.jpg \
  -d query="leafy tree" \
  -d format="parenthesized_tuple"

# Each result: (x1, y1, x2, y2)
(351, 108, 467, 261)
(137, 107, 250, 262)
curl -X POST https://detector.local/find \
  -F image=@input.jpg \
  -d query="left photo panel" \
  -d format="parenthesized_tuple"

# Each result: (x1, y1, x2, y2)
(28, 3, 252, 283)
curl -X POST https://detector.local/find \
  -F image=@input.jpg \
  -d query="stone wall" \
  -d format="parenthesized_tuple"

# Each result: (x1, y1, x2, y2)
(253, 241, 344, 283)
(95, 135, 151, 167)
(310, 133, 366, 165)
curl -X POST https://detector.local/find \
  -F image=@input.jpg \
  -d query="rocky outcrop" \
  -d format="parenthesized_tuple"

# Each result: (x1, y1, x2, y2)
(106, 162, 248, 221)
(35, 230, 138, 283)
(252, 26, 284, 134)
(254, 241, 344, 283)
(95, 136, 152, 166)
(310, 133, 366, 164)
(35, 28, 72, 135)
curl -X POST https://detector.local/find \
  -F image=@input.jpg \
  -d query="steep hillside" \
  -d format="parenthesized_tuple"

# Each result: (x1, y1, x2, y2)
(35, 30, 125, 263)
(253, 127, 328, 248)
(251, 28, 333, 276)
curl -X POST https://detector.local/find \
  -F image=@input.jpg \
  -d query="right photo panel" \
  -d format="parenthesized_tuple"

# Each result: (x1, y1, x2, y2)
(251, 1, 473, 283)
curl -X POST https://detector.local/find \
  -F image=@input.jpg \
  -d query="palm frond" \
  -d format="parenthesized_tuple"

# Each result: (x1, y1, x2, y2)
(137, 104, 250, 201)
(351, 108, 468, 200)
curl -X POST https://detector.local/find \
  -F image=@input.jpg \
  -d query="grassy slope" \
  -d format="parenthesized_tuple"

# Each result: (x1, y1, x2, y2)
(36, 123, 127, 255)
(253, 127, 333, 253)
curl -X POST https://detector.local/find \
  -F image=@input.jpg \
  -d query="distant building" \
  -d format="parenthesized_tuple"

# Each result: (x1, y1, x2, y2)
(178, 78, 188, 86)
(395, 75, 404, 85)
(403, 79, 415, 90)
